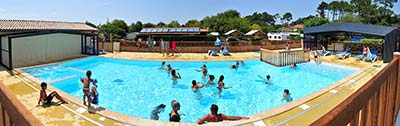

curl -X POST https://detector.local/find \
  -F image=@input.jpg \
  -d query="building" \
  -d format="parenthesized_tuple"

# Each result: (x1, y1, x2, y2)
(126, 32, 139, 40)
(267, 32, 300, 40)
(0, 19, 98, 70)
(245, 30, 266, 37)
(280, 24, 304, 32)
(224, 30, 243, 38)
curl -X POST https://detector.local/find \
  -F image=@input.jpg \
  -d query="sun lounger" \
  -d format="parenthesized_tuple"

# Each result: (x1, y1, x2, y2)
(336, 48, 351, 59)
(208, 50, 219, 56)
(220, 46, 231, 56)
(318, 50, 332, 56)
(365, 50, 378, 62)
(85, 45, 105, 54)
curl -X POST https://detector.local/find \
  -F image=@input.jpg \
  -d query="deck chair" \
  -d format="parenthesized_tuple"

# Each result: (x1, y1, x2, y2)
(336, 48, 351, 59)
(85, 45, 105, 54)
(208, 50, 219, 56)
(365, 50, 378, 62)
(318, 50, 332, 56)
(220, 46, 231, 56)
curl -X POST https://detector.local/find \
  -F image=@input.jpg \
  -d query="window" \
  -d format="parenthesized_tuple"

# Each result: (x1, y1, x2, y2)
(269, 36, 272, 38)
(278, 36, 281, 39)
(274, 36, 277, 39)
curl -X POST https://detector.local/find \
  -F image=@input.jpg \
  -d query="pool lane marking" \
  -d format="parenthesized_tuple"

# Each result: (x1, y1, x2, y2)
(58, 65, 86, 73)
(14, 74, 104, 126)
(48, 75, 77, 84)
(253, 120, 266, 126)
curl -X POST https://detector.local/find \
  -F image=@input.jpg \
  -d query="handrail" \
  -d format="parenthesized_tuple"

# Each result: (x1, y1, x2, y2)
(260, 48, 310, 66)
(0, 82, 43, 126)
(311, 55, 400, 126)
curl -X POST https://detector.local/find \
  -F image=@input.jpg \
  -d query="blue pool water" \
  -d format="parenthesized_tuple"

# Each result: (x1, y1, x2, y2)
(23, 57, 358, 122)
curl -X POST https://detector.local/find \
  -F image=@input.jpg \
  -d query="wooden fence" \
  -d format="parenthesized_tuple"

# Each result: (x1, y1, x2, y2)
(260, 48, 310, 67)
(100, 41, 261, 53)
(0, 83, 43, 126)
(311, 55, 400, 126)
(261, 40, 302, 50)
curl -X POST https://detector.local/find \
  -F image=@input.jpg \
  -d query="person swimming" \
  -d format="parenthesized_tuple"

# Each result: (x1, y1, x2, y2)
(150, 104, 166, 120)
(206, 75, 216, 86)
(171, 69, 181, 84)
(266, 75, 271, 84)
(281, 89, 293, 102)
(214, 75, 231, 97)
(191, 80, 204, 92)
(290, 63, 297, 68)
(159, 61, 166, 70)
(229, 61, 240, 70)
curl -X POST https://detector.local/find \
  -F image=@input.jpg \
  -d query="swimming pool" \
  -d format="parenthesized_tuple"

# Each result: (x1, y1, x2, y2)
(23, 57, 358, 122)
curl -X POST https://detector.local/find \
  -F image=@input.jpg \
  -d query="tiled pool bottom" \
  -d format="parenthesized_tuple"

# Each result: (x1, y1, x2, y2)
(23, 57, 358, 122)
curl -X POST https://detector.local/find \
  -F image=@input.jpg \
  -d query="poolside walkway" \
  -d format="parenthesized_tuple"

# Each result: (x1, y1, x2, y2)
(103, 52, 260, 61)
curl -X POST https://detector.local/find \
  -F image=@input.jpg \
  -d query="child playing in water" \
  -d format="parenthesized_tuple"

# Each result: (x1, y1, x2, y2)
(281, 89, 293, 102)
(266, 75, 271, 84)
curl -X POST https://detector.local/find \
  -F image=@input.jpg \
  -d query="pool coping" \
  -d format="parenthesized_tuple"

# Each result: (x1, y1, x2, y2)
(14, 56, 371, 125)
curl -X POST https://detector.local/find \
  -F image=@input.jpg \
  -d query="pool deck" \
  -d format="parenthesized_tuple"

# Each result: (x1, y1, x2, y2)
(0, 52, 386, 125)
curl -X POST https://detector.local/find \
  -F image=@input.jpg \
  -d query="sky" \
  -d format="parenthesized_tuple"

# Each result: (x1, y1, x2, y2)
(0, 0, 399, 25)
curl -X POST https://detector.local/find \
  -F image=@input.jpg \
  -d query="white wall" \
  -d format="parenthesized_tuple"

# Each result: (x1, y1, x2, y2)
(12, 33, 81, 67)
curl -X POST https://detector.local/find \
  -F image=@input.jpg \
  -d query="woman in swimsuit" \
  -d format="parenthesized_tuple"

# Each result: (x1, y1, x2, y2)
(37, 82, 68, 106)
(313, 48, 319, 63)
(197, 104, 249, 124)
(169, 100, 183, 122)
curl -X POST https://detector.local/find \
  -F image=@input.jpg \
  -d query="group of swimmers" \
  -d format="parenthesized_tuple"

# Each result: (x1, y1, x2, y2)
(150, 100, 249, 124)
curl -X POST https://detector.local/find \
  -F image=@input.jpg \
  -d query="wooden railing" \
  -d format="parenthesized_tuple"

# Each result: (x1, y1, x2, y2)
(311, 55, 400, 126)
(260, 48, 310, 67)
(0, 83, 43, 126)
(100, 41, 261, 53)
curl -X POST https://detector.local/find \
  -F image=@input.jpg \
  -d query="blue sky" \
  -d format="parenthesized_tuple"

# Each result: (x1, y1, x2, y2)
(0, 0, 399, 25)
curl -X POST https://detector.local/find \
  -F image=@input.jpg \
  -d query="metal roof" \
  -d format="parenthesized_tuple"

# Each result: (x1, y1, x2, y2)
(0, 19, 98, 31)
(139, 27, 201, 35)
(304, 23, 396, 36)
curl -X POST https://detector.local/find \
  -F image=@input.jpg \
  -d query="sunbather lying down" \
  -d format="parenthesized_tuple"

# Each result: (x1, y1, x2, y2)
(208, 50, 219, 56)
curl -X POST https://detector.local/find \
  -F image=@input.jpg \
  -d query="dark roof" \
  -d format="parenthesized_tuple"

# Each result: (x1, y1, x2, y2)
(304, 23, 397, 36)
(0, 19, 97, 31)
(139, 27, 201, 35)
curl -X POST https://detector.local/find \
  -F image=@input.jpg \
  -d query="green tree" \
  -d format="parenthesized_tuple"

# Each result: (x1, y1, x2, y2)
(245, 12, 277, 25)
(156, 22, 167, 27)
(185, 19, 200, 27)
(250, 24, 262, 30)
(291, 15, 316, 25)
(201, 10, 251, 33)
(339, 13, 362, 23)
(143, 23, 155, 28)
(168, 20, 180, 27)
(317, 1, 329, 18)
(281, 12, 293, 26)
(128, 21, 143, 32)
(374, 0, 398, 16)
(99, 19, 128, 40)
(304, 17, 329, 27)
